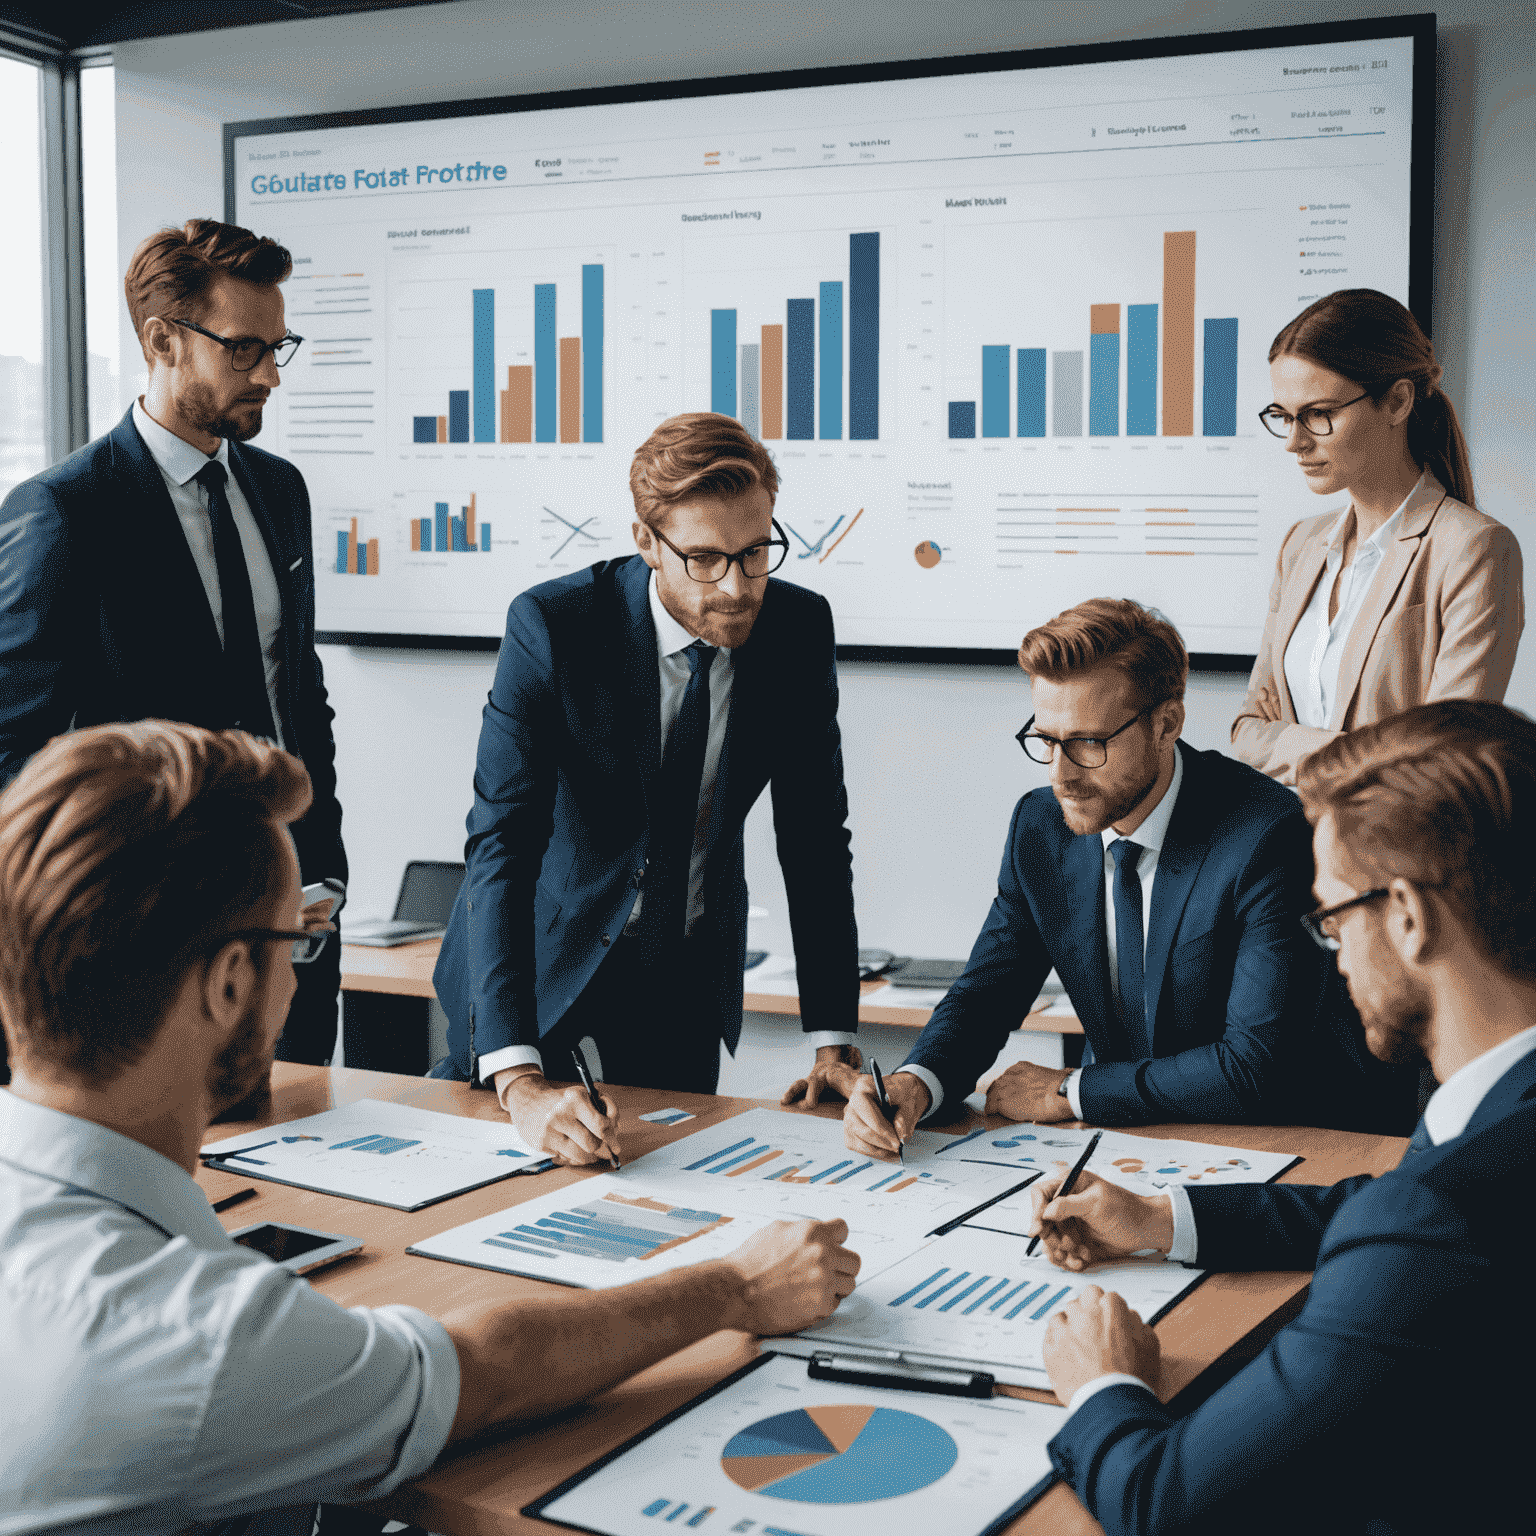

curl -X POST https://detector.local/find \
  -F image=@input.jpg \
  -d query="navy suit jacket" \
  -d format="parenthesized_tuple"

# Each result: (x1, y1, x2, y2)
(1050, 1044, 1536, 1533)
(902, 742, 1408, 1128)
(0, 408, 344, 882)
(434, 553, 857, 1075)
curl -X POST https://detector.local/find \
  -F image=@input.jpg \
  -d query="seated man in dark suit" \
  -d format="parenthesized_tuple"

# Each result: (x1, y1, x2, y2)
(844, 598, 1412, 1155)
(431, 413, 861, 1162)
(1028, 699, 1535, 1533)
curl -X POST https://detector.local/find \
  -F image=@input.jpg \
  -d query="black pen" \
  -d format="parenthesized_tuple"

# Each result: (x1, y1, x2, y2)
(1026, 1129, 1103, 1257)
(212, 1187, 258, 1214)
(869, 1059, 904, 1165)
(570, 1046, 621, 1171)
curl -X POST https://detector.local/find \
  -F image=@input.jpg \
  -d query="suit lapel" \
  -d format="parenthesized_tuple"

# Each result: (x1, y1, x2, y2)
(1063, 830, 1117, 1050)
(1272, 523, 1333, 721)
(1142, 744, 1214, 1043)
(1460, 1045, 1536, 1141)
(616, 556, 662, 829)
(1329, 474, 1446, 727)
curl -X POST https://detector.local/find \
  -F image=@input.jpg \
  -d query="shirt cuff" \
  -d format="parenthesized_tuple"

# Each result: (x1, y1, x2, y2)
(1066, 1372, 1157, 1417)
(895, 1064, 944, 1120)
(1165, 1184, 1199, 1265)
(477, 1044, 543, 1084)
(808, 1031, 857, 1050)
(1064, 1068, 1084, 1120)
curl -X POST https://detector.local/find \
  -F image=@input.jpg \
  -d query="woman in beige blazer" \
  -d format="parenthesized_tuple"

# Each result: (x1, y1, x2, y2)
(1233, 290, 1523, 783)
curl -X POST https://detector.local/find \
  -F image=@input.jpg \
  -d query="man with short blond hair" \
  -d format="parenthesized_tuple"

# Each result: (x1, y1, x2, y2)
(0, 721, 858, 1535)
(845, 596, 1413, 1156)
(432, 411, 861, 1159)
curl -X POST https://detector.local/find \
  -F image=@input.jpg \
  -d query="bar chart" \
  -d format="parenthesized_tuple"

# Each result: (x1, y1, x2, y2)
(480, 1191, 733, 1267)
(410, 493, 492, 554)
(335, 515, 380, 575)
(946, 230, 1239, 439)
(681, 1131, 947, 1195)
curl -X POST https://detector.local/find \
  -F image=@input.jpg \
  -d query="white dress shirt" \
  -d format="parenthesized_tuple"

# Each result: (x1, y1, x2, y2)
(1068, 1022, 1536, 1419)
(132, 398, 286, 749)
(901, 747, 1185, 1120)
(478, 569, 852, 1083)
(0, 1089, 459, 1534)
(1282, 477, 1420, 729)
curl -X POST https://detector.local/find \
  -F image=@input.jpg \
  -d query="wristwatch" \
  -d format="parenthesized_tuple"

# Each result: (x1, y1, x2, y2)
(1056, 1074, 1071, 1098)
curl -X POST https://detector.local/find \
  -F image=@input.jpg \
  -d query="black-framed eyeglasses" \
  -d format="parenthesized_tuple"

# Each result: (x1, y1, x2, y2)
(1016, 709, 1149, 769)
(216, 928, 332, 964)
(651, 518, 790, 583)
(172, 317, 304, 371)
(1299, 889, 1390, 951)
(1258, 391, 1373, 439)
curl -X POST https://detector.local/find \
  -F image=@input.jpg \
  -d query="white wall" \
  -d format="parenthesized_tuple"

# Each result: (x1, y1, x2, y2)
(112, 0, 1535, 952)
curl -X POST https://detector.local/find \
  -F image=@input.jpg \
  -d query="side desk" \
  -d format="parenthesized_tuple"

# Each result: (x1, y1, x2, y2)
(200, 1062, 1407, 1536)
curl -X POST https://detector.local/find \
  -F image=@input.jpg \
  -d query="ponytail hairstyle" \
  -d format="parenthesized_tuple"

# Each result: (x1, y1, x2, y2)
(1269, 289, 1474, 507)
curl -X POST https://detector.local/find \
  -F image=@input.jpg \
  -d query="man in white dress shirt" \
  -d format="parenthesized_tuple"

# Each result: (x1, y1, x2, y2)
(0, 720, 859, 1535)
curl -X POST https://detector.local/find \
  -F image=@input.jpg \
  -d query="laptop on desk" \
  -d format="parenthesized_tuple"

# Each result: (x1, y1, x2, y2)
(344, 860, 465, 947)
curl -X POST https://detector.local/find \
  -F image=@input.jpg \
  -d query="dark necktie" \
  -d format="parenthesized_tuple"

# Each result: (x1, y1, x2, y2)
(194, 462, 278, 744)
(637, 641, 716, 955)
(1111, 838, 1148, 1057)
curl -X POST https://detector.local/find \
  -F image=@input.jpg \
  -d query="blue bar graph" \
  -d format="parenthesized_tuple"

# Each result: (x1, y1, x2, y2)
(434, 502, 449, 552)
(335, 532, 347, 573)
(982, 346, 1011, 437)
(827, 1160, 873, 1185)
(711, 309, 737, 416)
(480, 525, 491, 552)
(889, 1268, 949, 1307)
(472, 288, 495, 443)
(1005, 1284, 1051, 1321)
(643, 1500, 670, 1517)
(848, 232, 879, 439)
(1203, 317, 1238, 436)
(418, 518, 432, 551)
(868, 1170, 903, 1192)
(683, 1137, 755, 1172)
(451, 515, 468, 552)
(582, 264, 604, 443)
(484, 1197, 724, 1264)
(818, 281, 842, 439)
(330, 1134, 421, 1155)
(1089, 304, 1121, 436)
(1031, 1284, 1074, 1321)
(937, 1275, 992, 1313)
(1128, 303, 1158, 434)
(806, 1160, 851, 1185)
(991, 1279, 1033, 1313)
(447, 390, 469, 444)
(965, 1278, 1013, 1315)
(914, 1271, 971, 1309)
(534, 283, 557, 442)
(1017, 350, 1047, 437)
(412, 416, 437, 443)
(786, 298, 815, 440)
(948, 401, 976, 438)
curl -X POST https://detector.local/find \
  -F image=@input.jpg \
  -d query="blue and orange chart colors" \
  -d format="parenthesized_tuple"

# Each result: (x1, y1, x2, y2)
(480, 1192, 732, 1267)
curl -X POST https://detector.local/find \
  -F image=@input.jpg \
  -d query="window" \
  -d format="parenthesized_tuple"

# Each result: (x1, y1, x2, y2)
(0, 55, 45, 502)
(82, 63, 120, 440)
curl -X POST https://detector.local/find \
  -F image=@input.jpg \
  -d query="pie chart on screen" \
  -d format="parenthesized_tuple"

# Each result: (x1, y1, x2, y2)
(914, 540, 942, 569)
(720, 1404, 958, 1503)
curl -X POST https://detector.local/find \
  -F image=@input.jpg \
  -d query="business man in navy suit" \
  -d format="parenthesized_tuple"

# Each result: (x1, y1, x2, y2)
(1027, 699, 1535, 1533)
(0, 220, 344, 1070)
(844, 598, 1411, 1156)
(432, 413, 859, 1162)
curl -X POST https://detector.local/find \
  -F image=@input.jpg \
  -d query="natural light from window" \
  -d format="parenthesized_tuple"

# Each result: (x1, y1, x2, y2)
(0, 56, 45, 500)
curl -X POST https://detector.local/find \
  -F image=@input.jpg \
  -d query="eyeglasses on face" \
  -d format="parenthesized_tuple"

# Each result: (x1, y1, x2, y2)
(1016, 708, 1150, 769)
(171, 318, 304, 371)
(651, 518, 791, 583)
(1299, 888, 1390, 951)
(1258, 390, 1373, 439)
(216, 929, 332, 965)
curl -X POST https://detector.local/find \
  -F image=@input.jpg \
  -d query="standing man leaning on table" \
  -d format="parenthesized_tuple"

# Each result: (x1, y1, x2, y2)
(0, 722, 859, 1536)
(1028, 700, 1536, 1534)
(843, 597, 1415, 1157)
(431, 413, 861, 1161)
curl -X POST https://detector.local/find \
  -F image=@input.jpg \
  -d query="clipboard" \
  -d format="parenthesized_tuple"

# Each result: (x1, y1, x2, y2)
(523, 1351, 1064, 1536)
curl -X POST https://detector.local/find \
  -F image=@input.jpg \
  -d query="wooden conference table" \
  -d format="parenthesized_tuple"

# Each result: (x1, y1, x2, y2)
(198, 1063, 1407, 1535)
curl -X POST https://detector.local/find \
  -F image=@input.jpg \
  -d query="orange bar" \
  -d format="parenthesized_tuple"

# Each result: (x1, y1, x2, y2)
(349, 516, 358, 574)
(885, 1177, 919, 1193)
(1090, 303, 1121, 335)
(725, 1150, 782, 1178)
(504, 366, 533, 442)
(464, 493, 477, 551)
(1162, 231, 1196, 436)
(436, 415, 447, 444)
(410, 521, 421, 552)
(366, 538, 379, 576)
(559, 337, 581, 443)
(761, 324, 783, 439)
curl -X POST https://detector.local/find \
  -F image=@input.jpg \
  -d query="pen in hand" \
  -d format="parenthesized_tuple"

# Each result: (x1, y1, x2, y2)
(1026, 1129, 1102, 1258)
(869, 1059, 904, 1165)
(570, 1046, 621, 1171)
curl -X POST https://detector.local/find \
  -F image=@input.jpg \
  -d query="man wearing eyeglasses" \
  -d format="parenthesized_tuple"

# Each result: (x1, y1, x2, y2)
(0, 219, 345, 1076)
(430, 412, 861, 1162)
(843, 597, 1414, 1157)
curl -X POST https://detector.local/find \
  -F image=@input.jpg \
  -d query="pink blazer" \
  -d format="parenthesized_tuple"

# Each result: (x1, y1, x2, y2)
(1232, 471, 1524, 783)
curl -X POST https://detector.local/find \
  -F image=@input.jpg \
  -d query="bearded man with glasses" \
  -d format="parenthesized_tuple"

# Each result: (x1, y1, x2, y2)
(430, 413, 861, 1163)
(0, 219, 345, 1079)
(843, 597, 1416, 1161)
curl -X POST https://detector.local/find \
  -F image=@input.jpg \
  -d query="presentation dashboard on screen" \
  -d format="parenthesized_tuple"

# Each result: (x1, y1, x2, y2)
(226, 16, 1428, 658)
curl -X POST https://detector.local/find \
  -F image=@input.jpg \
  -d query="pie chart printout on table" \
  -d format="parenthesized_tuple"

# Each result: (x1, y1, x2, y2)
(720, 1405, 959, 1504)
(914, 540, 942, 569)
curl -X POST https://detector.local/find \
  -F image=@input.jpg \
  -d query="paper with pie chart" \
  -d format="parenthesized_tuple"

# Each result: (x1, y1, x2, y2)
(526, 1350, 1063, 1536)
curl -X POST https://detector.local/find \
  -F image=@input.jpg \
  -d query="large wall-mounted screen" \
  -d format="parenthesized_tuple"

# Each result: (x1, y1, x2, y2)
(226, 15, 1430, 659)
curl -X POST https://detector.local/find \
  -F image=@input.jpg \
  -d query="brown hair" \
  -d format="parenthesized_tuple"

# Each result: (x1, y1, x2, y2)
(1297, 700, 1536, 978)
(1018, 598, 1188, 708)
(125, 218, 293, 365)
(0, 722, 311, 1079)
(629, 412, 780, 529)
(1269, 289, 1475, 507)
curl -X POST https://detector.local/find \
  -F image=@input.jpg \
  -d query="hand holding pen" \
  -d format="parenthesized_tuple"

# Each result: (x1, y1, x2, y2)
(1026, 1130, 1102, 1257)
(870, 1059, 904, 1165)
(570, 1046, 622, 1171)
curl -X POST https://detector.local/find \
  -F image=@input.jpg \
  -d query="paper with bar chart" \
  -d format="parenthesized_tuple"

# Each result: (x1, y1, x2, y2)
(198, 1098, 551, 1210)
(233, 25, 1419, 647)
(528, 1352, 1062, 1536)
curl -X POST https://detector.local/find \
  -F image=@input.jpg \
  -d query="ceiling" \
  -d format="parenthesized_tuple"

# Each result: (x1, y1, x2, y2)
(0, 0, 463, 52)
